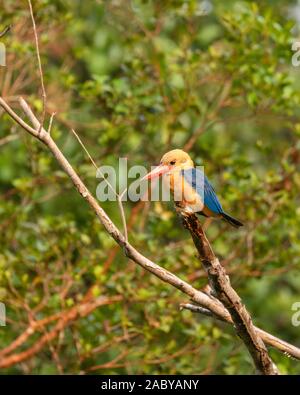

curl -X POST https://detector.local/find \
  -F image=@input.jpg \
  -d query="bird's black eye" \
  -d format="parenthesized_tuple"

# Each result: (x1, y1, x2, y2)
(170, 160, 176, 165)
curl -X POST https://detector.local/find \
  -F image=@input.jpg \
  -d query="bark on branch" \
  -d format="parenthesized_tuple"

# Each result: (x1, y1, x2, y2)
(180, 212, 279, 375)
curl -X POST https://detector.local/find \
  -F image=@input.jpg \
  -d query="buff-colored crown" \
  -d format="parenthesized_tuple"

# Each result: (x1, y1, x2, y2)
(160, 149, 194, 168)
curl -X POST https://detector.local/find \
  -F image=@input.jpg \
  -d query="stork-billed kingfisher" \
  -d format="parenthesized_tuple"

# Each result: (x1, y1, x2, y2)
(144, 149, 243, 228)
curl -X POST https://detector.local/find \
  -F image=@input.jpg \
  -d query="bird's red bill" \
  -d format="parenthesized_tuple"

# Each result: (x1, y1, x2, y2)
(143, 165, 170, 180)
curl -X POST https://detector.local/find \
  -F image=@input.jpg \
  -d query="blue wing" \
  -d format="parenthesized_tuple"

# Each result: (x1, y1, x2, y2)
(182, 168, 223, 214)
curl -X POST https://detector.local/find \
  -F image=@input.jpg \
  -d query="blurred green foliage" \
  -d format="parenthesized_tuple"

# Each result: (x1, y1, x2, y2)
(0, 0, 300, 374)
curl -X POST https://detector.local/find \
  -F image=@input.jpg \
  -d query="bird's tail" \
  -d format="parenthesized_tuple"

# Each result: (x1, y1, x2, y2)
(221, 212, 243, 228)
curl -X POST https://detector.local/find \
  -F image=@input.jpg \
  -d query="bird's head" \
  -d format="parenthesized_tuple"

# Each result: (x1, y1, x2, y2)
(144, 149, 194, 180)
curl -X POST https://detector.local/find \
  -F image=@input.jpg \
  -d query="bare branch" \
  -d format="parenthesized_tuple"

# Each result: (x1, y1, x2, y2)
(0, 25, 11, 38)
(180, 212, 279, 375)
(0, 96, 299, 368)
(180, 302, 300, 361)
(0, 134, 18, 147)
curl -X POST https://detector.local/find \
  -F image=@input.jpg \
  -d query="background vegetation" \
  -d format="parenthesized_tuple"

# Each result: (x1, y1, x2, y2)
(0, 0, 300, 374)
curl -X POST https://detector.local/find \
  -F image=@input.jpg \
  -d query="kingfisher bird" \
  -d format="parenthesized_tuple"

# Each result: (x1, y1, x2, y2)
(144, 149, 243, 228)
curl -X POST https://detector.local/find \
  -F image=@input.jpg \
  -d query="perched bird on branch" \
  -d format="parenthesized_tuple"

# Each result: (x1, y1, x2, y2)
(144, 149, 243, 228)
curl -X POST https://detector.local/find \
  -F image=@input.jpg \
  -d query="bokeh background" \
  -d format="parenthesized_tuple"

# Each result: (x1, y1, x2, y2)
(0, 0, 300, 374)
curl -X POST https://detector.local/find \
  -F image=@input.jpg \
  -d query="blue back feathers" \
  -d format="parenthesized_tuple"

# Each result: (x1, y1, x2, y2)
(182, 168, 224, 214)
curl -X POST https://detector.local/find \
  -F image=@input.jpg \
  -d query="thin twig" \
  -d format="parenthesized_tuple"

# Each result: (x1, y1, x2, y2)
(70, 128, 128, 241)
(0, 134, 18, 146)
(27, 0, 46, 135)
(70, 128, 98, 170)
(0, 97, 300, 366)
(180, 212, 279, 375)
(0, 25, 11, 38)
(117, 196, 128, 241)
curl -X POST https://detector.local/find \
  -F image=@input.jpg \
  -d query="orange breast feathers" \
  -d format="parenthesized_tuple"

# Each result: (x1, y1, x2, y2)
(165, 172, 204, 213)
